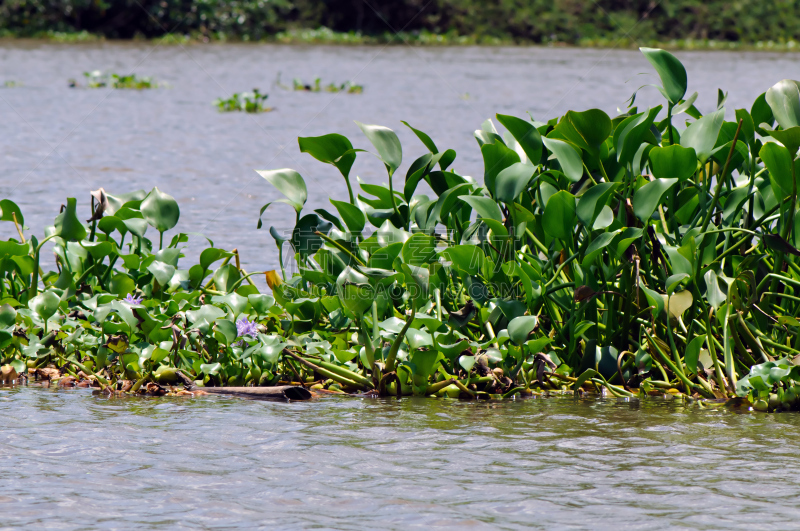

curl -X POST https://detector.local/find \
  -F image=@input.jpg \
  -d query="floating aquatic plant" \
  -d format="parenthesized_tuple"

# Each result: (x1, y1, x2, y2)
(3, 48, 800, 411)
(74, 71, 161, 89)
(215, 89, 271, 113)
(276, 73, 362, 94)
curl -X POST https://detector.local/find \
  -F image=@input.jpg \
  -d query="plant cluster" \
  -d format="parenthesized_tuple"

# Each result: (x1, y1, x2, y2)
(290, 77, 363, 94)
(3, 48, 800, 410)
(74, 71, 160, 89)
(215, 89, 271, 113)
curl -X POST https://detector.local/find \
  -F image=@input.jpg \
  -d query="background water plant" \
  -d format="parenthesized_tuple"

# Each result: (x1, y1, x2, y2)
(215, 89, 271, 113)
(4, 47, 800, 410)
(76, 71, 160, 89)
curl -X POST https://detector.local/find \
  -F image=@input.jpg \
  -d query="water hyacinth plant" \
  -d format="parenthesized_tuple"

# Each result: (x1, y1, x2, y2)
(215, 89, 271, 113)
(276, 74, 363, 94)
(3, 47, 800, 410)
(75, 71, 161, 89)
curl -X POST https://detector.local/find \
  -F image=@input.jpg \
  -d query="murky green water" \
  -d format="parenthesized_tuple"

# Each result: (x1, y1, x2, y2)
(3, 387, 800, 529)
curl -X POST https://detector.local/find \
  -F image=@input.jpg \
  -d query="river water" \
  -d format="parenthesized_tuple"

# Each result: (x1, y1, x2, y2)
(3, 43, 800, 529)
(4, 386, 800, 530)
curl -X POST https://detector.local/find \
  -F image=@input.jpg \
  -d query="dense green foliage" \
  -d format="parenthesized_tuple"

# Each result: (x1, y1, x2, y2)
(3, 48, 800, 411)
(1, 0, 799, 46)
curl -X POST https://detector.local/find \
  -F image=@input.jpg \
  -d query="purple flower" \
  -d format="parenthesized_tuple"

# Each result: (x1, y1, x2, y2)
(235, 317, 259, 346)
(123, 294, 143, 305)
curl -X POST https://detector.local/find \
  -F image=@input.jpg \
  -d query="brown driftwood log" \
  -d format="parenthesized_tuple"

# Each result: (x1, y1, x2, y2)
(172, 371, 312, 400)
(192, 385, 312, 400)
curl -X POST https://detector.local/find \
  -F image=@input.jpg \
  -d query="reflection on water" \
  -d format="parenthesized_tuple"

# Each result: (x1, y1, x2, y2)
(2, 386, 800, 529)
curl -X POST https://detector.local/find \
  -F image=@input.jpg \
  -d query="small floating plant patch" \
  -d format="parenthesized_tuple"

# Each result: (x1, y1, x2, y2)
(215, 89, 272, 113)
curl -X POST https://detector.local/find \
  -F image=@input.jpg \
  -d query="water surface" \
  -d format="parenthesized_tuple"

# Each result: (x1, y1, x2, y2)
(2, 387, 799, 530)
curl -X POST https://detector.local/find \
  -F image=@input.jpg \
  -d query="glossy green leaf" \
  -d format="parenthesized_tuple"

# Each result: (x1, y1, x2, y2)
(330, 199, 366, 234)
(256, 169, 307, 213)
(141, 187, 180, 233)
(508, 315, 538, 346)
(298, 133, 356, 178)
(481, 141, 520, 196)
(494, 163, 535, 204)
(495, 113, 543, 164)
(147, 261, 176, 287)
(633, 178, 678, 222)
(577, 182, 618, 228)
(681, 109, 725, 163)
(356, 122, 402, 176)
(760, 142, 796, 200)
(542, 190, 576, 240)
(542, 137, 583, 182)
(0, 199, 24, 227)
(54, 197, 87, 242)
(766, 79, 800, 130)
(459, 195, 503, 222)
(29, 290, 60, 321)
(684, 336, 705, 374)
(442, 245, 484, 276)
(558, 109, 612, 157)
(0, 304, 16, 328)
(401, 233, 437, 267)
(648, 145, 697, 181)
(640, 47, 687, 104)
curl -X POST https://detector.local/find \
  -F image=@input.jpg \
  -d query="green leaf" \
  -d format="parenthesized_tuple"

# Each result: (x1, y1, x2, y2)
(147, 261, 175, 287)
(542, 137, 583, 182)
(640, 47, 687, 104)
(441, 245, 484, 276)
(681, 109, 725, 163)
(401, 233, 437, 267)
(542, 190, 576, 240)
(0, 304, 16, 328)
(330, 199, 366, 234)
(29, 290, 60, 321)
(54, 197, 87, 242)
(684, 336, 705, 374)
(356, 122, 402, 176)
(402, 121, 438, 153)
(401, 263, 430, 311)
(633, 178, 678, 222)
(0, 199, 24, 227)
(494, 163, 535, 204)
(108, 273, 135, 297)
(298, 133, 356, 178)
(615, 107, 661, 167)
(213, 263, 240, 293)
(458, 195, 503, 222)
(507, 315, 538, 345)
(481, 141, 520, 196)
(558, 109, 612, 157)
(495, 114, 543, 164)
(648, 145, 697, 181)
(765, 126, 800, 157)
(760, 142, 796, 200)
(292, 214, 332, 260)
(141, 187, 180, 233)
(256, 169, 307, 213)
(704, 270, 726, 310)
(336, 267, 374, 317)
(577, 182, 618, 228)
(766, 79, 800, 130)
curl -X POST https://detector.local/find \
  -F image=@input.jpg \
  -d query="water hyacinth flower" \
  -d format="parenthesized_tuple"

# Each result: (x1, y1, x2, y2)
(235, 317, 259, 346)
(123, 293, 143, 305)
